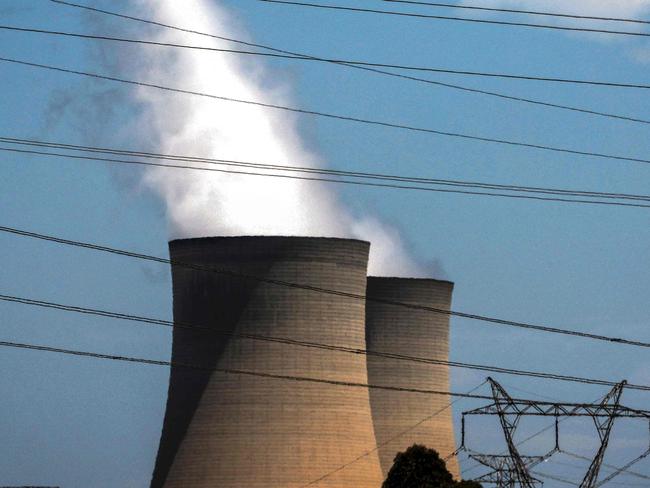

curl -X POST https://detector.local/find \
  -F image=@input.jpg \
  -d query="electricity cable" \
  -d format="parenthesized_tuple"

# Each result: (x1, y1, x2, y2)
(3, 293, 648, 392)
(380, 0, 650, 25)
(3, 57, 650, 167)
(3, 338, 645, 484)
(547, 458, 650, 487)
(3, 145, 649, 209)
(6, 136, 649, 202)
(4, 25, 650, 90)
(253, 0, 650, 38)
(531, 470, 580, 486)
(3, 136, 649, 203)
(3, 225, 650, 351)
(2, 336, 646, 408)
(561, 450, 650, 481)
(299, 380, 488, 487)
(0, 338, 494, 399)
(531, 469, 646, 487)
(3, 136, 649, 202)
(47, 0, 650, 125)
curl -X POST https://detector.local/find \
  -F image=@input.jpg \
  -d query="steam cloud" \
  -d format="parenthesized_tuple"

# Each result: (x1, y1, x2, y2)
(113, 0, 424, 277)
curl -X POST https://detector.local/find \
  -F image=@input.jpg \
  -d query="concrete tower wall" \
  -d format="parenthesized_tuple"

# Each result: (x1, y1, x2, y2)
(365, 277, 459, 479)
(152, 236, 384, 488)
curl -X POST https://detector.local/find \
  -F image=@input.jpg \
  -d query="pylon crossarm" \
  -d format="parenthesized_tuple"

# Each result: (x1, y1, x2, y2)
(469, 453, 511, 471)
(475, 470, 540, 487)
(469, 452, 548, 470)
(474, 470, 514, 485)
(463, 403, 649, 418)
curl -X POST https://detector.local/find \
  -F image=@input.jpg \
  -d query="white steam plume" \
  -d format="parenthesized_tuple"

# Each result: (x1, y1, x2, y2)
(122, 0, 422, 277)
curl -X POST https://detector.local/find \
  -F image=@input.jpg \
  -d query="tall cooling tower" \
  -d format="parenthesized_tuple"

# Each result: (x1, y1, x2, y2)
(151, 236, 384, 488)
(365, 277, 460, 479)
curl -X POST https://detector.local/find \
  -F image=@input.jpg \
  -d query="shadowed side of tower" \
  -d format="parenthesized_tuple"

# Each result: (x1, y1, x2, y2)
(151, 236, 384, 488)
(365, 277, 459, 479)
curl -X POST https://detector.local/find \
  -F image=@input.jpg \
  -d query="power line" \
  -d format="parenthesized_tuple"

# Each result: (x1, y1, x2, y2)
(3, 293, 648, 392)
(5, 136, 649, 202)
(300, 380, 488, 487)
(532, 468, 648, 488)
(1, 329, 645, 403)
(531, 470, 580, 486)
(562, 450, 650, 482)
(47, 0, 650, 126)
(253, 0, 650, 38)
(4, 144, 650, 209)
(4, 57, 650, 167)
(381, 0, 650, 26)
(0, 338, 493, 399)
(2, 224, 650, 351)
(4, 135, 649, 202)
(5, 24, 650, 91)
(3, 341, 641, 485)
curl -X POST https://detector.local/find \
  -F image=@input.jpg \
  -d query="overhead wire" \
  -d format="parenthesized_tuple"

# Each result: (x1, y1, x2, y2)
(3, 57, 650, 167)
(0, 338, 493, 399)
(532, 469, 649, 487)
(4, 136, 650, 202)
(380, 0, 650, 25)
(253, 0, 650, 38)
(4, 24, 650, 90)
(3, 144, 650, 209)
(2, 224, 650, 351)
(3, 334, 645, 484)
(531, 470, 581, 486)
(544, 459, 650, 488)
(3, 135, 649, 203)
(14, 337, 639, 417)
(47, 0, 650, 126)
(6, 335, 640, 485)
(5, 300, 646, 483)
(299, 380, 489, 487)
(562, 450, 650, 481)
(5, 2, 647, 482)
(3, 292, 648, 392)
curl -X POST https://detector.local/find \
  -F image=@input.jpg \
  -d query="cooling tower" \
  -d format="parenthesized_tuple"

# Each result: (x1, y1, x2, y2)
(151, 236, 384, 488)
(365, 277, 460, 479)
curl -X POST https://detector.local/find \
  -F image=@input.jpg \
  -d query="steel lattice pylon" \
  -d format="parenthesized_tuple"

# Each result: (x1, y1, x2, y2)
(459, 378, 650, 488)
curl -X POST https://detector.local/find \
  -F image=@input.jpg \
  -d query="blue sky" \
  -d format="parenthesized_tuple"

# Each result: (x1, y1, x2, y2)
(1, 1, 649, 486)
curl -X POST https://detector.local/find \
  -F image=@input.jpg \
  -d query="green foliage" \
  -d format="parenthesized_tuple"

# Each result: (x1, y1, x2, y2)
(455, 481, 483, 488)
(382, 444, 482, 488)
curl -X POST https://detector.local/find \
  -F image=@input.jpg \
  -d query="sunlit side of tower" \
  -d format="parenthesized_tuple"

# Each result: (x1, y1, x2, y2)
(365, 277, 460, 478)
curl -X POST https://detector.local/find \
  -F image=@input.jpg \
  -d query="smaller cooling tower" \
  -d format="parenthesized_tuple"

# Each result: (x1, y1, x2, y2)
(152, 236, 384, 488)
(365, 277, 459, 479)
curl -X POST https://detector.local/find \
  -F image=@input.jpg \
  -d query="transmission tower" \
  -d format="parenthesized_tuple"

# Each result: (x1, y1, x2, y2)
(459, 377, 650, 488)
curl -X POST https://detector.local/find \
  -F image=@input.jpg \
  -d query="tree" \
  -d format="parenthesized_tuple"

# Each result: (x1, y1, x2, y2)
(455, 481, 483, 488)
(382, 444, 482, 488)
